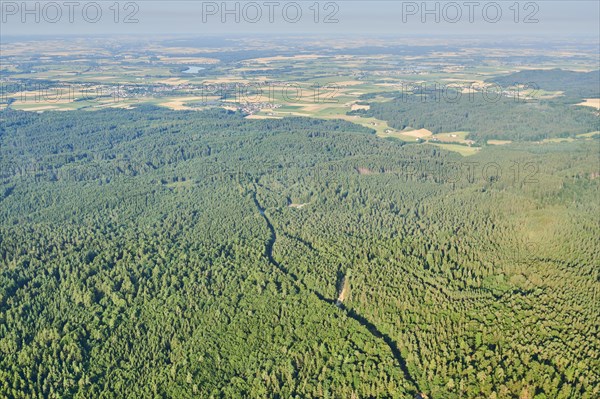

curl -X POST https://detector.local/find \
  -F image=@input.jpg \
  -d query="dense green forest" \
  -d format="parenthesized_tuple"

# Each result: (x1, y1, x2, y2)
(353, 91, 598, 143)
(0, 107, 599, 398)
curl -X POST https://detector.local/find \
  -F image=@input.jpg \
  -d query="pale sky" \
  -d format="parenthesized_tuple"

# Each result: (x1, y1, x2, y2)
(1, 1, 599, 38)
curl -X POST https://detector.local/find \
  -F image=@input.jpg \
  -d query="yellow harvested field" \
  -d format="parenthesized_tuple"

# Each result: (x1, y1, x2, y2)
(19, 105, 60, 111)
(576, 131, 599, 138)
(576, 99, 600, 110)
(487, 140, 512, 145)
(159, 96, 205, 110)
(12, 89, 80, 101)
(404, 128, 433, 138)
(351, 104, 370, 111)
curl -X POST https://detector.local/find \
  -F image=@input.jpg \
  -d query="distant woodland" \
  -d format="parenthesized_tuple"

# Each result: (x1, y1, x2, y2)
(353, 90, 598, 143)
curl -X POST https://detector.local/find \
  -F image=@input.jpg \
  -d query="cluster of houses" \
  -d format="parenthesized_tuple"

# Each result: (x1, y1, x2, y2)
(238, 102, 282, 115)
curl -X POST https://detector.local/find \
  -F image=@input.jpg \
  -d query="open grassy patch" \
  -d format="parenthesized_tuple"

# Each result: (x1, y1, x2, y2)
(427, 143, 481, 156)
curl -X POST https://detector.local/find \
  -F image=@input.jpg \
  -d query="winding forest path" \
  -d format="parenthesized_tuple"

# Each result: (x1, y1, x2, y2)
(251, 189, 420, 394)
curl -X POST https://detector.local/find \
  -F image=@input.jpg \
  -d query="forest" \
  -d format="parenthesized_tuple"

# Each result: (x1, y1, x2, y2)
(352, 90, 599, 143)
(0, 107, 599, 398)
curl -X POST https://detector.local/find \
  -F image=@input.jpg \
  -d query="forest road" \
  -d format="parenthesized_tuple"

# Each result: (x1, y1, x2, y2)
(251, 188, 421, 395)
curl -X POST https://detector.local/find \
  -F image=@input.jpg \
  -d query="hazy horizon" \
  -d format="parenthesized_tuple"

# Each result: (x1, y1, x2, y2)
(1, 1, 599, 37)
